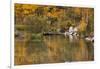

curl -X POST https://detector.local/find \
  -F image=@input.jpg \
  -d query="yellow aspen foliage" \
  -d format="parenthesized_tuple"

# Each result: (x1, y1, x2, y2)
(74, 8, 81, 15)
(78, 18, 87, 32)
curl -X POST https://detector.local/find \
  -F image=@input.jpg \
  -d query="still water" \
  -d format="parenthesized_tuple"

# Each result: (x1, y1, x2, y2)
(15, 35, 94, 65)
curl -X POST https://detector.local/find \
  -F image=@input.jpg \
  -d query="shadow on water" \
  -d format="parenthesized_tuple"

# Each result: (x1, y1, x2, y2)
(15, 35, 94, 65)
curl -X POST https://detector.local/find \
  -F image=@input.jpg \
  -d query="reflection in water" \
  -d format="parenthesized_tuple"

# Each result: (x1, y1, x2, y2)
(15, 35, 94, 65)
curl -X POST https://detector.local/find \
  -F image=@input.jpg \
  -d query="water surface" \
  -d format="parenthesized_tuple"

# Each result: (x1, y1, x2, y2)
(15, 35, 94, 65)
